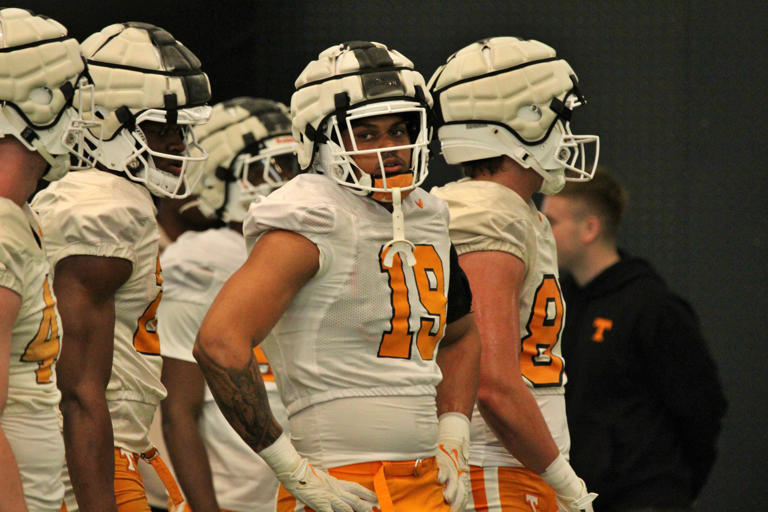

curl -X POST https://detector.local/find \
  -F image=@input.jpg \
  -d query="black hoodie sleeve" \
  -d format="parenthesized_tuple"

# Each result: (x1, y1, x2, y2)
(640, 291, 728, 498)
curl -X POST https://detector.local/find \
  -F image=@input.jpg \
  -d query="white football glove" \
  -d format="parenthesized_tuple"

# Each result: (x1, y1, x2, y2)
(436, 412, 471, 512)
(259, 433, 379, 512)
(539, 454, 598, 512)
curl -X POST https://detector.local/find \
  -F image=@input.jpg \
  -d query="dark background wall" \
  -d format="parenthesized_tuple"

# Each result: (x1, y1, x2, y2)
(27, 1, 767, 509)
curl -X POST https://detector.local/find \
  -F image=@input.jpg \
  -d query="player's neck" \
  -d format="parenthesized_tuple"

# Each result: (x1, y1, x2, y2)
(156, 209, 191, 242)
(0, 141, 46, 206)
(227, 221, 243, 234)
(572, 243, 620, 287)
(473, 161, 540, 203)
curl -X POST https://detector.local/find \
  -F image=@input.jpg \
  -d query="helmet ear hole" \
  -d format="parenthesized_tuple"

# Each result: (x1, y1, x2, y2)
(29, 87, 54, 105)
(215, 165, 233, 182)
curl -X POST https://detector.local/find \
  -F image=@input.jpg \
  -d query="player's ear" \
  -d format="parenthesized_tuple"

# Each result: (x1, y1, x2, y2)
(581, 214, 602, 244)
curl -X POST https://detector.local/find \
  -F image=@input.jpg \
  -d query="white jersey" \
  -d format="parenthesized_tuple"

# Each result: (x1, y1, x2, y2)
(160, 227, 286, 512)
(32, 170, 166, 454)
(244, 174, 454, 468)
(432, 179, 570, 467)
(0, 198, 65, 511)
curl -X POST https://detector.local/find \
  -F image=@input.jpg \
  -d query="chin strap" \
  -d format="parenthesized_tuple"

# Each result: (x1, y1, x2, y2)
(35, 144, 69, 181)
(381, 187, 416, 268)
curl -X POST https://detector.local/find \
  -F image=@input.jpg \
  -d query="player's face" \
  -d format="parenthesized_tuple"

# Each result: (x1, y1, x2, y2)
(246, 153, 299, 187)
(140, 121, 187, 176)
(339, 114, 412, 176)
(541, 195, 587, 271)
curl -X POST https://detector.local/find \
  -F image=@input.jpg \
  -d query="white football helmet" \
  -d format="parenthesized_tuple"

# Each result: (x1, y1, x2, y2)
(77, 22, 212, 198)
(291, 41, 432, 202)
(185, 97, 298, 223)
(428, 37, 599, 195)
(0, 8, 93, 181)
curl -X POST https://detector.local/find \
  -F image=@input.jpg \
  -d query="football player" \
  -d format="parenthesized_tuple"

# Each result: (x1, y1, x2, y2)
(194, 41, 481, 512)
(160, 97, 298, 512)
(0, 8, 91, 511)
(429, 37, 599, 512)
(31, 22, 211, 512)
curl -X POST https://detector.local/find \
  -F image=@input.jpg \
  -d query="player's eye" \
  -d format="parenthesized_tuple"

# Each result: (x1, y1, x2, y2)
(390, 125, 409, 139)
(354, 131, 375, 142)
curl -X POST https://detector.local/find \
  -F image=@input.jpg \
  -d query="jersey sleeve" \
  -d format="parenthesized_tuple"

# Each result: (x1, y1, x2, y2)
(0, 203, 31, 295)
(446, 243, 472, 324)
(242, 189, 338, 274)
(158, 299, 208, 363)
(33, 192, 142, 269)
(160, 240, 217, 305)
(449, 200, 532, 263)
(435, 183, 534, 265)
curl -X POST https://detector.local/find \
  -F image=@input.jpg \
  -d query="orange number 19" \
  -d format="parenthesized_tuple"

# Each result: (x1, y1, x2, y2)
(378, 245, 446, 360)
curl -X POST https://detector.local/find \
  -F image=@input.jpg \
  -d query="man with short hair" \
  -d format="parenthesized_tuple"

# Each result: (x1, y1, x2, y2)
(194, 41, 481, 512)
(0, 8, 91, 511)
(32, 22, 211, 512)
(541, 170, 727, 511)
(430, 36, 599, 512)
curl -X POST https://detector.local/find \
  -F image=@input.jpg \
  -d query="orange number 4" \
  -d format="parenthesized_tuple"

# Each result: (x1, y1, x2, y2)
(21, 276, 60, 384)
(378, 245, 447, 360)
(520, 275, 565, 387)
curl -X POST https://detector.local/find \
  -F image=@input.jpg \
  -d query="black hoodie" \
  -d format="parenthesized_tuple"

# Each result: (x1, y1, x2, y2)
(560, 251, 727, 511)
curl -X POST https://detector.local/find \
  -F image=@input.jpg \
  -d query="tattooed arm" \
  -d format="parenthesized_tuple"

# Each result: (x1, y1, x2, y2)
(194, 230, 379, 512)
(193, 229, 318, 451)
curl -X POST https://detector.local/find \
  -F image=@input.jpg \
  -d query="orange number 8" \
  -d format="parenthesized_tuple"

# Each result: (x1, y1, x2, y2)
(520, 274, 565, 387)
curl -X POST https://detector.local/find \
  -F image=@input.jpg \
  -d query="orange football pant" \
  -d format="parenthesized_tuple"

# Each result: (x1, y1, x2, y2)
(468, 465, 557, 512)
(277, 457, 451, 512)
(115, 447, 184, 512)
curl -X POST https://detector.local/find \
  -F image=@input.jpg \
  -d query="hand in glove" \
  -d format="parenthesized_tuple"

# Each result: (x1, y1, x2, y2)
(260, 433, 379, 512)
(435, 413, 471, 512)
(539, 454, 598, 512)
